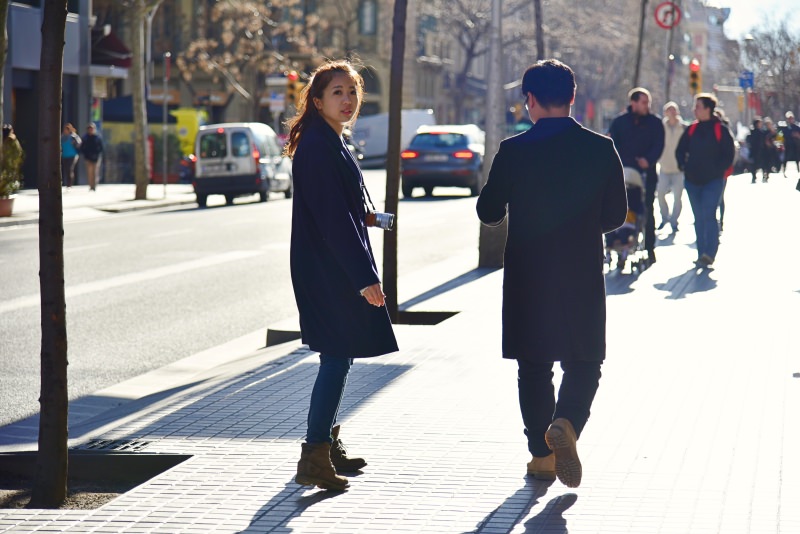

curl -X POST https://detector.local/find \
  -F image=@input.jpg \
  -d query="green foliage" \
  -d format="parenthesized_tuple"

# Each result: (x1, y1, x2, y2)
(0, 136, 24, 197)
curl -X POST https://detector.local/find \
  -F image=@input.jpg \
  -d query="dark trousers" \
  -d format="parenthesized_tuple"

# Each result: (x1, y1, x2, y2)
(644, 170, 657, 252)
(61, 157, 77, 187)
(517, 360, 603, 458)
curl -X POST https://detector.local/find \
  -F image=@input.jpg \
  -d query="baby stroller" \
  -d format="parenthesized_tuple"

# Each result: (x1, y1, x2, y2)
(605, 167, 646, 271)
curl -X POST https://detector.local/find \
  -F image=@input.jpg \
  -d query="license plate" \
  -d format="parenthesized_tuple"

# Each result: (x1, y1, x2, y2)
(203, 163, 225, 173)
(424, 154, 448, 162)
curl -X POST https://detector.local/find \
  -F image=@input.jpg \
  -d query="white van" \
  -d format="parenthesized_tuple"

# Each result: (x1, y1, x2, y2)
(351, 109, 436, 168)
(193, 122, 292, 207)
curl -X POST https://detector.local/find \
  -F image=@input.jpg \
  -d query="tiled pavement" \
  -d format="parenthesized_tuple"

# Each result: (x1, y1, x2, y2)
(2, 172, 800, 532)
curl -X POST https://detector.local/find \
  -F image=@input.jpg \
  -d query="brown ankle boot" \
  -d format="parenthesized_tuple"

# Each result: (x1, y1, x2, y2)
(544, 418, 582, 488)
(295, 442, 349, 491)
(330, 425, 367, 472)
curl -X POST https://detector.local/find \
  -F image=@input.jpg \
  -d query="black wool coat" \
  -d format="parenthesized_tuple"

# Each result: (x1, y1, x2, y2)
(290, 116, 398, 358)
(477, 117, 627, 363)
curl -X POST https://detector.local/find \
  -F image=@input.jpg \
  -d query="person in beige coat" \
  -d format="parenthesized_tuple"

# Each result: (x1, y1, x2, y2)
(657, 102, 686, 232)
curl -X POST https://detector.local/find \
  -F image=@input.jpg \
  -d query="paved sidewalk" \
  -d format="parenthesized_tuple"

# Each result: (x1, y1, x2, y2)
(0, 184, 198, 228)
(1, 173, 800, 532)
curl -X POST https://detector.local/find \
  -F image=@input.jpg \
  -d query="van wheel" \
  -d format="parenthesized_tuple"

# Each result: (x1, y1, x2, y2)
(402, 184, 413, 198)
(225, 194, 235, 206)
(259, 191, 268, 202)
(284, 180, 293, 199)
(196, 194, 207, 208)
(424, 186, 434, 197)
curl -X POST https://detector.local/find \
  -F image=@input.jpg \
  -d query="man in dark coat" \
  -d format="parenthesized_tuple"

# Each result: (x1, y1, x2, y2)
(608, 88, 665, 264)
(477, 59, 627, 488)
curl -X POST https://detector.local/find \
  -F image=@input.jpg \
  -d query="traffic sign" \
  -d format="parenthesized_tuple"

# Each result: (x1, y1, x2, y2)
(739, 70, 754, 89)
(654, 2, 681, 29)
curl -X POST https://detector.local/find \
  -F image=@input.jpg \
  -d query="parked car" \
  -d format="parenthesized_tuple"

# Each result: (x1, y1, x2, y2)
(400, 124, 485, 197)
(351, 109, 436, 168)
(193, 122, 292, 207)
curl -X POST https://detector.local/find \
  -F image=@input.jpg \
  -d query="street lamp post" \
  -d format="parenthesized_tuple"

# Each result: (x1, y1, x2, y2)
(162, 52, 171, 199)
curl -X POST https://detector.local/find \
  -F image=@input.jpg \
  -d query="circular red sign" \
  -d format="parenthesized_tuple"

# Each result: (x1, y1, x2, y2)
(654, 2, 682, 29)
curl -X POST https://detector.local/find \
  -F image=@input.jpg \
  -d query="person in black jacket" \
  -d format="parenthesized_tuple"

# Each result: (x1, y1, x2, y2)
(608, 88, 665, 264)
(675, 93, 735, 268)
(747, 118, 766, 183)
(782, 112, 800, 175)
(477, 59, 627, 488)
(80, 123, 104, 191)
(284, 59, 398, 492)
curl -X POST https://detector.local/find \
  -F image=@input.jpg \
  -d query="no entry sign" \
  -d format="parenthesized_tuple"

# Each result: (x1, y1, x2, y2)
(654, 1, 682, 29)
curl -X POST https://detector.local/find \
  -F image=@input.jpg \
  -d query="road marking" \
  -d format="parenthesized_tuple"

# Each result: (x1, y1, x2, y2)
(64, 243, 110, 254)
(150, 229, 194, 238)
(0, 250, 264, 315)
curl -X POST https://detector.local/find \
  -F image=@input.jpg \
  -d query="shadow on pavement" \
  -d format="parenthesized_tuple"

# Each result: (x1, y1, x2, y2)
(605, 269, 641, 296)
(522, 492, 578, 533)
(238, 480, 345, 533)
(654, 267, 718, 299)
(467, 477, 559, 533)
(400, 267, 498, 309)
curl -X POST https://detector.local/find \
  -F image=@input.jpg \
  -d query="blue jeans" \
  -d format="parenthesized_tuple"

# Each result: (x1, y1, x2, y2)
(685, 178, 724, 260)
(306, 354, 352, 443)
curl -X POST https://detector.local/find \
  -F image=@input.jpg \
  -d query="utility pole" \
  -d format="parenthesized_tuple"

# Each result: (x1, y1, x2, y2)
(478, 0, 506, 268)
(633, 0, 649, 87)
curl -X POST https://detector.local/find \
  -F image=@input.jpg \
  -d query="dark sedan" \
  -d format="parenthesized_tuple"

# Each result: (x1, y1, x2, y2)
(400, 125, 485, 197)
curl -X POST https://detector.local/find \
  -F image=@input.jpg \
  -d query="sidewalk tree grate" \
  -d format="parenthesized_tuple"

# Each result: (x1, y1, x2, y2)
(73, 439, 151, 452)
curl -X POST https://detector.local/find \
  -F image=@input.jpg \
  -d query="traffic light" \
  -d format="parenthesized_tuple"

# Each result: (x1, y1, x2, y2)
(689, 59, 702, 95)
(286, 71, 306, 107)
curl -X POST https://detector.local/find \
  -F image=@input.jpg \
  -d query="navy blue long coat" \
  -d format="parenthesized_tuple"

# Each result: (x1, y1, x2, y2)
(477, 117, 627, 363)
(290, 116, 398, 358)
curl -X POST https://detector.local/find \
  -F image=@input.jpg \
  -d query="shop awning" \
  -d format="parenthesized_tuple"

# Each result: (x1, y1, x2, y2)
(92, 28, 132, 68)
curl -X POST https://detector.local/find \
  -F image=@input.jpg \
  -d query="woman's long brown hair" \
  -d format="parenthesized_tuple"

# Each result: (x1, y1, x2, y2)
(283, 59, 365, 158)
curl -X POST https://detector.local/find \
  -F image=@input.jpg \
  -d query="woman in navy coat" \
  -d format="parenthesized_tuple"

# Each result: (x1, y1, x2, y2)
(284, 59, 397, 491)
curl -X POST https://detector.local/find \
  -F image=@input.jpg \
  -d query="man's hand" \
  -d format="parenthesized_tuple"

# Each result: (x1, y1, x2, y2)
(361, 283, 386, 307)
(636, 157, 649, 170)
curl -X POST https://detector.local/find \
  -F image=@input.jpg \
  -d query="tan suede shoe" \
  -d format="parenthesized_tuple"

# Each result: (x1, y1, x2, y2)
(544, 418, 582, 488)
(526, 453, 556, 481)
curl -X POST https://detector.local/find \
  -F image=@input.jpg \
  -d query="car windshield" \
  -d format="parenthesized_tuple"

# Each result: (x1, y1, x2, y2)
(199, 133, 227, 158)
(231, 132, 251, 157)
(410, 133, 468, 149)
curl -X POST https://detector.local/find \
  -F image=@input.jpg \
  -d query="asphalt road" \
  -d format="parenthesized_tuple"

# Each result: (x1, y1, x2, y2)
(0, 171, 481, 427)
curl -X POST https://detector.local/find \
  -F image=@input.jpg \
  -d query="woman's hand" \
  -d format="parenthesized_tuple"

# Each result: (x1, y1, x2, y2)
(360, 283, 385, 307)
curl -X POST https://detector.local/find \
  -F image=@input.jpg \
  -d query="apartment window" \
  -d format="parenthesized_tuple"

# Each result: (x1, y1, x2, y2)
(359, 0, 377, 36)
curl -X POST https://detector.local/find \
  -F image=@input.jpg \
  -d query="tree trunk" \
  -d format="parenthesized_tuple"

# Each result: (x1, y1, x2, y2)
(382, 0, 408, 322)
(478, 0, 507, 269)
(30, 0, 69, 509)
(131, 0, 150, 200)
(533, 0, 544, 60)
(0, 0, 9, 162)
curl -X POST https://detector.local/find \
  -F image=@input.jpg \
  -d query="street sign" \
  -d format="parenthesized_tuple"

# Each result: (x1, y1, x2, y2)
(654, 1, 681, 29)
(739, 70, 754, 89)
(269, 93, 285, 113)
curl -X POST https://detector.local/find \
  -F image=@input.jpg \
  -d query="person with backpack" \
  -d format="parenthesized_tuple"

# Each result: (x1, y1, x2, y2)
(675, 93, 735, 268)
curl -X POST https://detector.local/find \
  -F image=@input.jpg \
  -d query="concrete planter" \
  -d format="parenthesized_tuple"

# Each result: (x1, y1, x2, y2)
(0, 195, 16, 217)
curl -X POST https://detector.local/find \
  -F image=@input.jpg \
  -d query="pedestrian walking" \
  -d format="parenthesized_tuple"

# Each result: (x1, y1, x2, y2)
(283, 59, 398, 492)
(608, 87, 665, 264)
(60, 123, 81, 188)
(714, 109, 734, 232)
(656, 102, 686, 233)
(781, 112, 800, 175)
(747, 118, 767, 183)
(477, 59, 627, 488)
(675, 93, 735, 268)
(80, 123, 103, 191)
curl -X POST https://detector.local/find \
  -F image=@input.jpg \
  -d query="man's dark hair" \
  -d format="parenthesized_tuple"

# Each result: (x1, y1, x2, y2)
(628, 87, 652, 102)
(521, 59, 575, 109)
(695, 93, 718, 113)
